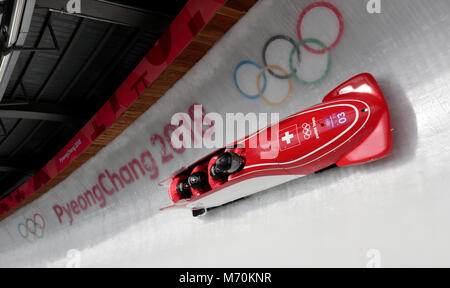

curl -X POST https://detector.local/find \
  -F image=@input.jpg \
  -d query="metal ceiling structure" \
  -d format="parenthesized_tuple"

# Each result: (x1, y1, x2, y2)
(0, 0, 187, 199)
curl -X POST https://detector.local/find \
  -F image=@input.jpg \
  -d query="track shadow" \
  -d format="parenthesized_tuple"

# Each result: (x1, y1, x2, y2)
(367, 77, 418, 168)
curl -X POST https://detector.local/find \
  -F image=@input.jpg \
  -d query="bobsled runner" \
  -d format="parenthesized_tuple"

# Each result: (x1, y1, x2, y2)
(160, 73, 393, 216)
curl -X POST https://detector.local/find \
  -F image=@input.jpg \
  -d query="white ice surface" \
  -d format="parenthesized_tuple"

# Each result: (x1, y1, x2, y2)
(1, 0, 450, 267)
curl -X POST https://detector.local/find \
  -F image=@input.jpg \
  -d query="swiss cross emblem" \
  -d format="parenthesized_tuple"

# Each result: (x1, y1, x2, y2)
(279, 125, 301, 151)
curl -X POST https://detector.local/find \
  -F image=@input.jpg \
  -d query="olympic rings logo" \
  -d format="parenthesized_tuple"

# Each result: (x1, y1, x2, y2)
(302, 123, 312, 140)
(233, 2, 344, 107)
(17, 213, 46, 243)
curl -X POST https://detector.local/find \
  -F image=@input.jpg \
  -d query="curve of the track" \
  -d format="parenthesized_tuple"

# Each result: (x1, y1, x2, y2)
(1, 0, 450, 267)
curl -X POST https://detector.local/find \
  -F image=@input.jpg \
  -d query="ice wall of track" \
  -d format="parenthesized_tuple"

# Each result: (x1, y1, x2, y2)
(1, 0, 450, 267)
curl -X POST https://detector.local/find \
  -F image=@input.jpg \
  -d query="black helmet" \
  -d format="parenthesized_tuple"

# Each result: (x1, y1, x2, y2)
(210, 152, 245, 180)
(176, 179, 192, 198)
(188, 171, 209, 189)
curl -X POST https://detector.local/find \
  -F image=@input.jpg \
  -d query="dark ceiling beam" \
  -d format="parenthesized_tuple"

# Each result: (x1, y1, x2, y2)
(0, 0, 36, 103)
(0, 159, 37, 174)
(34, 18, 85, 102)
(57, 24, 117, 103)
(0, 103, 87, 122)
(0, 174, 33, 200)
(79, 29, 141, 103)
(96, 0, 183, 16)
(35, 0, 174, 32)
(8, 11, 53, 102)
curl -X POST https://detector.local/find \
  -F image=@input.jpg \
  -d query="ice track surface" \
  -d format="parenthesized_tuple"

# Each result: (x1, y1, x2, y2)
(1, 0, 450, 267)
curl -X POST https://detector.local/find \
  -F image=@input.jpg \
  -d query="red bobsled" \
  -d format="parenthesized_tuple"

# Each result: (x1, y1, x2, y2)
(160, 73, 393, 216)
